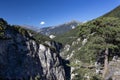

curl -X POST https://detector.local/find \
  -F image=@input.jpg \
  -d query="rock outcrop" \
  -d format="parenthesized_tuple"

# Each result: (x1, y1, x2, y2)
(0, 18, 67, 80)
(103, 58, 120, 80)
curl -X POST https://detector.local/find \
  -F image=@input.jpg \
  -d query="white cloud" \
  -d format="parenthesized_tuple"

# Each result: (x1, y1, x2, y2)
(40, 21, 45, 25)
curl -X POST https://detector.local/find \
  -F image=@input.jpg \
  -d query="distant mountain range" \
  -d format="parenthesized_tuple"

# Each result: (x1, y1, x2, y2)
(38, 21, 81, 36)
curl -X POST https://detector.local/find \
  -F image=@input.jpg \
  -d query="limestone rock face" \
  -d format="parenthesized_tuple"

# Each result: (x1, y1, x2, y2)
(0, 19, 66, 80)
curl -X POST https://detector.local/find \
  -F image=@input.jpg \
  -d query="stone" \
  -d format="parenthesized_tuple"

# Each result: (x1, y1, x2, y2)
(0, 21, 67, 80)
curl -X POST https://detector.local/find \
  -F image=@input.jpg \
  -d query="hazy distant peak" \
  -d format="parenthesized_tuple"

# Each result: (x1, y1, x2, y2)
(39, 20, 81, 36)
(21, 25, 40, 32)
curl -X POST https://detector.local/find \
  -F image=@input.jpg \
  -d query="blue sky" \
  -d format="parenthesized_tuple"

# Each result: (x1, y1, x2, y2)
(0, 0, 120, 28)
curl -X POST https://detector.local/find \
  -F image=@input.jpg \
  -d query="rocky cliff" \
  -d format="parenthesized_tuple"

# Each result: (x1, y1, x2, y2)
(0, 18, 67, 80)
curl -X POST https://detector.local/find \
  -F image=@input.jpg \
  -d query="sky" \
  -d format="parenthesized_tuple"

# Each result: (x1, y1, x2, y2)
(0, 0, 120, 28)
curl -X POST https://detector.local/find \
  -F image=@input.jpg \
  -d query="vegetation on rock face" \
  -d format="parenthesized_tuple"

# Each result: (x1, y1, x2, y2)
(76, 17, 120, 62)
(0, 18, 56, 54)
(0, 18, 9, 39)
(0, 18, 66, 80)
(57, 17, 120, 79)
(13, 25, 51, 43)
(0, 18, 51, 44)
(58, 17, 120, 62)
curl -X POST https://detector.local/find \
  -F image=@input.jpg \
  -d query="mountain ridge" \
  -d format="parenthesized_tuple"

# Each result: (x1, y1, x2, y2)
(39, 20, 81, 37)
(103, 5, 120, 18)
(0, 18, 69, 80)
(56, 5, 120, 80)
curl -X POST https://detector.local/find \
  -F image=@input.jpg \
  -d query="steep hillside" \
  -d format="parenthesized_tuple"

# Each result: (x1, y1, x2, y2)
(103, 5, 120, 18)
(60, 17, 120, 80)
(55, 5, 120, 45)
(39, 21, 81, 37)
(53, 5, 120, 80)
(54, 25, 80, 45)
(0, 18, 69, 80)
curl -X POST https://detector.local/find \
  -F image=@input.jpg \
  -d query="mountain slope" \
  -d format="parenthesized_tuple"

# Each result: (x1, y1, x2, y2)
(55, 5, 120, 45)
(39, 21, 81, 37)
(55, 5, 120, 79)
(0, 18, 68, 80)
(103, 5, 120, 18)
(54, 26, 80, 45)
(60, 17, 120, 80)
